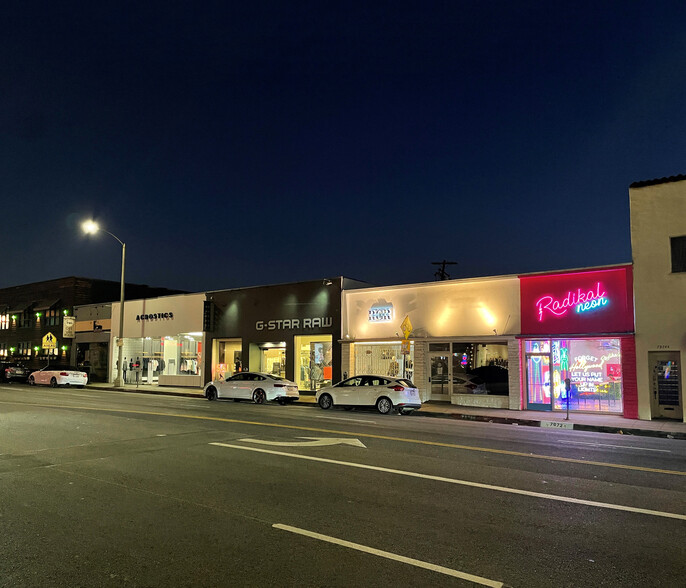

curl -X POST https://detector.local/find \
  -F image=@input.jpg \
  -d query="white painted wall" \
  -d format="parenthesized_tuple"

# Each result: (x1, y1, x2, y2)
(630, 179, 686, 422)
(111, 293, 205, 339)
(343, 276, 521, 340)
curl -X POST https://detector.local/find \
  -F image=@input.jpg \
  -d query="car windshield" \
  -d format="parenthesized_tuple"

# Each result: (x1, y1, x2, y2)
(397, 379, 415, 388)
(268, 375, 285, 381)
(44, 365, 79, 371)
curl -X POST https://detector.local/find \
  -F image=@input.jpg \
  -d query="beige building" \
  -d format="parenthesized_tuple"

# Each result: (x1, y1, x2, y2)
(630, 175, 686, 422)
(341, 275, 522, 409)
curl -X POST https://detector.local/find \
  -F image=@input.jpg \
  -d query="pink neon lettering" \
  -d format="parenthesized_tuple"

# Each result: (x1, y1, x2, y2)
(535, 282, 606, 321)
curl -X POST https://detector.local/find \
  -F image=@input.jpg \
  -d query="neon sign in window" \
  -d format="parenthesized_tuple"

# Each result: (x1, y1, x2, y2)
(535, 282, 608, 321)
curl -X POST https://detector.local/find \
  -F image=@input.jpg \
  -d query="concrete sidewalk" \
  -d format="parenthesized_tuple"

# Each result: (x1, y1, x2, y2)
(86, 382, 686, 440)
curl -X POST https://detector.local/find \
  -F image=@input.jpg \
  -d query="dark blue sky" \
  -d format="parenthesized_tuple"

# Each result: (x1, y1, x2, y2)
(2, 2, 686, 292)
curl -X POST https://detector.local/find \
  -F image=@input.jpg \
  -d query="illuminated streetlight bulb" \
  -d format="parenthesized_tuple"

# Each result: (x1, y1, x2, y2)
(82, 220, 99, 234)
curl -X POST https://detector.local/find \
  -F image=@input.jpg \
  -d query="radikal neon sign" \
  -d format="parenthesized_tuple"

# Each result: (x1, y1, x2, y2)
(535, 282, 609, 321)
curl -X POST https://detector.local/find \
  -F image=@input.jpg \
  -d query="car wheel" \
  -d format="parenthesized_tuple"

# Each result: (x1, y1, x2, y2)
(376, 396, 393, 415)
(318, 393, 333, 410)
(253, 389, 266, 404)
(50, 377, 58, 388)
(28, 376, 35, 386)
(206, 386, 217, 401)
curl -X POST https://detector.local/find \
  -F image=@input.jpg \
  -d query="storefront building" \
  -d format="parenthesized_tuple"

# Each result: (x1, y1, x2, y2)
(630, 175, 686, 422)
(519, 265, 637, 417)
(73, 303, 112, 382)
(110, 293, 206, 387)
(205, 279, 361, 393)
(342, 276, 522, 409)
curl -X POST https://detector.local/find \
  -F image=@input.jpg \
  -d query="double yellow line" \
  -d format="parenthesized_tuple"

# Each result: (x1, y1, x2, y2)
(5, 400, 686, 477)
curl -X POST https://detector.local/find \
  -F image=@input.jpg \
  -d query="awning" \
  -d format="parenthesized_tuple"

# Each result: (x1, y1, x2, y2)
(34, 299, 60, 311)
(7, 304, 31, 314)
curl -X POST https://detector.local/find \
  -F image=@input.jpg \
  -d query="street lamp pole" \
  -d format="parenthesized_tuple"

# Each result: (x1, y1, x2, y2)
(82, 221, 126, 387)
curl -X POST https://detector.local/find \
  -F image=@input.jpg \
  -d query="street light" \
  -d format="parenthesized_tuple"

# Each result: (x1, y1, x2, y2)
(82, 220, 126, 387)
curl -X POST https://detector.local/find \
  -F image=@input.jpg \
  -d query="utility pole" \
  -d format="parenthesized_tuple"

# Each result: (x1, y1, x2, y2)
(432, 260, 457, 280)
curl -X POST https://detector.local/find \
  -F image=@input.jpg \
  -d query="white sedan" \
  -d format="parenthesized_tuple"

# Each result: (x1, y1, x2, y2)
(204, 372, 299, 404)
(316, 375, 422, 414)
(28, 365, 88, 388)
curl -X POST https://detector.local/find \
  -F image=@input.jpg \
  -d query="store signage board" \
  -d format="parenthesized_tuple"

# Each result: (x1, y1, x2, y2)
(42, 332, 57, 349)
(368, 302, 394, 323)
(255, 317, 333, 331)
(63, 316, 75, 338)
(520, 266, 634, 335)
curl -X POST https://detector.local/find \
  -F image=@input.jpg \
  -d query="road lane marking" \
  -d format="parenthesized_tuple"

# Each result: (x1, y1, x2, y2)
(2, 399, 685, 477)
(273, 523, 505, 586)
(559, 440, 671, 453)
(212, 443, 686, 521)
(239, 437, 366, 448)
(314, 415, 377, 424)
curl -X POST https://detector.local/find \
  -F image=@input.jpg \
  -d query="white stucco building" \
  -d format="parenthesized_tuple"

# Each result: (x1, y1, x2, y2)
(630, 175, 686, 422)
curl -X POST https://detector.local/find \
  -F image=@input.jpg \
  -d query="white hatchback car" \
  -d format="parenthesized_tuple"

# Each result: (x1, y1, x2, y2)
(28, 365, 88, 388)
(204, 371, 299, 404)
(316, 375, 421, 414)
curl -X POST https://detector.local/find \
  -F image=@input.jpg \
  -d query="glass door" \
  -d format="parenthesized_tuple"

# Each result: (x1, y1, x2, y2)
(525, 340, 552, 411)
(429, 353, 450, 400)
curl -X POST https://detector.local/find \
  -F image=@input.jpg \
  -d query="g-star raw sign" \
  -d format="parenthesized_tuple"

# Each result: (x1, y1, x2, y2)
(136, 312, 174, 321)
(520, 266, 634, 336)
(256, 317, 333, 331)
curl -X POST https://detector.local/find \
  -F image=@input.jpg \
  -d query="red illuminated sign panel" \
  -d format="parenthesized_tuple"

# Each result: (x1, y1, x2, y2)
(520, 266, 634, 335)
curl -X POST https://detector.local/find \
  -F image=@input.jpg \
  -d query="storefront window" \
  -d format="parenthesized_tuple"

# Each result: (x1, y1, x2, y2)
(114, 333, 203, 384)
(525, 338, 622, 413)
(431, 342, 509, 396)
(354, 342, 415, 383)
(295, 335, 333, 391)
(213, 339, 242, 380)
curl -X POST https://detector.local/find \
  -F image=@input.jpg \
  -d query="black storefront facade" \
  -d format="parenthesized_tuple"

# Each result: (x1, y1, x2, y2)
(204, 278, 364, 394)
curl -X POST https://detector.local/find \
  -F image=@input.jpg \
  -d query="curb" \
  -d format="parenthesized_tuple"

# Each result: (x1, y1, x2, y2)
(86, 385, 686, 440)
(415, 409, 686, 440)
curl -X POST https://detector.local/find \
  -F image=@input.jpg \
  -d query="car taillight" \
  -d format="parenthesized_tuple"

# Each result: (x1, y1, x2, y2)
(388, 385, 405, 392)
(60, 372, 69, 376)
(274, 383, 285, 387)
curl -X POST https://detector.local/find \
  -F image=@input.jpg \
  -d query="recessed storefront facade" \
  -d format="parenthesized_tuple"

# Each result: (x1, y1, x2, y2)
(519, 265, 637, 416)
(342, 276, 522, 409)
(205, 279, 358, 393)
(110, 293, 206, 387)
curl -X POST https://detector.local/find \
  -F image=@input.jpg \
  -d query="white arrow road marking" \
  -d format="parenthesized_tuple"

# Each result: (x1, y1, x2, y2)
(210, 443, 686, 521)
(238, 437, 366, 448)
(273, 524, 504, 587)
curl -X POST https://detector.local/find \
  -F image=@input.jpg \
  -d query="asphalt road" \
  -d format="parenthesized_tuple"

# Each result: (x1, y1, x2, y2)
(1, 383, 685, 587)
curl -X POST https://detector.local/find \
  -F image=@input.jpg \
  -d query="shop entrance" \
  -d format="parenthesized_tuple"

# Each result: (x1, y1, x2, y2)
(649, 351, 683, 420)
(525, 342, 552, 411)
(261, 345, 286, 378)
(429, 352, 450, 400)
(212, 338, 242, 380)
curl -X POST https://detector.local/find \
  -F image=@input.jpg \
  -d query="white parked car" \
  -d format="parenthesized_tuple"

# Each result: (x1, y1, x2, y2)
(316, 375, 421, 415)
(204, 372, 299, 404)
(28, 365, 88, 388)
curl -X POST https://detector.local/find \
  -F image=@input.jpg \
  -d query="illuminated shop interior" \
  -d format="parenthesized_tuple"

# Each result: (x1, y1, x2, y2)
(524, 338, 623, 413)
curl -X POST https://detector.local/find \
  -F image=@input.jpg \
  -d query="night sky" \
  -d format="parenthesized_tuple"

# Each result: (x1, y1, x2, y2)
(3, 2, 686, 293)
